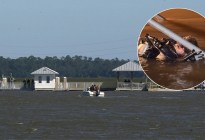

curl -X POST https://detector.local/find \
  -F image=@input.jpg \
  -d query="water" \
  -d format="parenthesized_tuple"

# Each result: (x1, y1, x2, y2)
(0, 90, 205, 139)
(140, 57, 205, 89)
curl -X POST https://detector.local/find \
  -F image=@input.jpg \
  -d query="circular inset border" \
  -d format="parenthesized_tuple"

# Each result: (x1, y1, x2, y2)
(137, 8, 205, 90)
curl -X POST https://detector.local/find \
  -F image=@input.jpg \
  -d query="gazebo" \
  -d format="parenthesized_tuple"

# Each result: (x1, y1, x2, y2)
(112, 61, 144, 90)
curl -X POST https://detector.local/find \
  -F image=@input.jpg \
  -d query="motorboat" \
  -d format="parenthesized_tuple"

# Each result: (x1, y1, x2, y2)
(82, 90, 105, 97)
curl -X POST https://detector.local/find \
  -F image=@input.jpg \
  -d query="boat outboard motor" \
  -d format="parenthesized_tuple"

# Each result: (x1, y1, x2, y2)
(96, 90, 100, 96)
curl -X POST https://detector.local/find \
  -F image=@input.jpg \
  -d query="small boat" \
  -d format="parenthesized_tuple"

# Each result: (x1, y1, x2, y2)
(82, 90, 105, 97)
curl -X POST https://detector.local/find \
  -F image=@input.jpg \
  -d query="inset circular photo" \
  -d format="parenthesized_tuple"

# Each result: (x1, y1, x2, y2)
(137, 8, 205, 90)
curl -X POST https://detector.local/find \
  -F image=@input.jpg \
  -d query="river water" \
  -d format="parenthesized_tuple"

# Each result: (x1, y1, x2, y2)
(138, 9, 205, 90)
(0, 90, 205, 139)
(139, 57, 205, 89)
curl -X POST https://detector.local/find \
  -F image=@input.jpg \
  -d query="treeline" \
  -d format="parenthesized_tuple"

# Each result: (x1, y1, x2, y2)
(0, 55, 141, 78)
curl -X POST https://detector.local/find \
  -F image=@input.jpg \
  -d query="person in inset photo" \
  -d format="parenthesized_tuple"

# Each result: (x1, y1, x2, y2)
(138, 34, 199, 62)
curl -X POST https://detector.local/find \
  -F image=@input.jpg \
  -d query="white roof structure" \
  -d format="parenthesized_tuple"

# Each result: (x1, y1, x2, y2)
(31, 67, 59, 75)
(112, 61, 143, 72)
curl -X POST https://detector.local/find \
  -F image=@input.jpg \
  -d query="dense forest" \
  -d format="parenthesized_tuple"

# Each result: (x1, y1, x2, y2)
(0, 55, 142, 78)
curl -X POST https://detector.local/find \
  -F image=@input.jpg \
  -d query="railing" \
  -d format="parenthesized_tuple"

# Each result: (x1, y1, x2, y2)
(116, 82, 158, 91)
(0, 81, 103, 91)
(55, 82, 103, 91)
(116, 82, 144, 90)
(0, 82, 24, 90)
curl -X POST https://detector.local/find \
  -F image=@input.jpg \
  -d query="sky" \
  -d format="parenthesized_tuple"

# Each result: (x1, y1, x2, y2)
(0, 0, 204, 60)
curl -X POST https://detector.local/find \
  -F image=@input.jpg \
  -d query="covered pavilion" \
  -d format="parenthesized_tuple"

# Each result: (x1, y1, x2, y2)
(112, 61, 145, 90)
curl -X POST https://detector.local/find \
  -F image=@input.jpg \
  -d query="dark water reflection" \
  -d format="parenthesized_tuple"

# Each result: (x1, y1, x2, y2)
(0, 91, 205, 139)
(140, 57, 205, 89)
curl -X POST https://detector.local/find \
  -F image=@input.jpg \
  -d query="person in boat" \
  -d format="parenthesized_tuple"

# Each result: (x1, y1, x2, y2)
(90, 84, 94, 91)
(138, 34, 199, 61)
(93, 84, 100, 96)
(89, 84, 100, 96)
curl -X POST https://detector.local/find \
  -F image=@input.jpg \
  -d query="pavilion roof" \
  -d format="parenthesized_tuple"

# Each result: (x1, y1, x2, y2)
(112, 61, 143, 72)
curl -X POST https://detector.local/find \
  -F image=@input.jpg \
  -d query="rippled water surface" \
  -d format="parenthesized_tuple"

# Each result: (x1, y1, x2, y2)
(140, 57, 205, 89)
(0, 90, 205, 139)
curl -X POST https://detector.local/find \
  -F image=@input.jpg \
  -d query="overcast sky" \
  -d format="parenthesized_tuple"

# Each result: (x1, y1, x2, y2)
(0, 0, 204, 60)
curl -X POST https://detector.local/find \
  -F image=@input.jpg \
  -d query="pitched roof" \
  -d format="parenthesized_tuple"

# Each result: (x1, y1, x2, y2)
(112, 61, 143, 72)
(31, 67, 59, 75)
